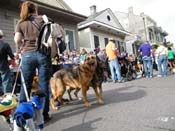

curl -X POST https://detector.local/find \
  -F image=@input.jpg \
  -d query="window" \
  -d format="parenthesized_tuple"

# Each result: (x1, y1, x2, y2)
(116, 40, 120, 51)
(120, 41, 125, 52)
(65, 30, 75, 51)
(107, 15, 111, 21)
(94, 35, 99, 48)
(104, 38, 108, 46)
(117, 41, 125, 53)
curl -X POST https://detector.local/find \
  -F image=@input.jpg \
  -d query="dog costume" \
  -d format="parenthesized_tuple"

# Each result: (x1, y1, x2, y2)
(13, 91, 45, 131)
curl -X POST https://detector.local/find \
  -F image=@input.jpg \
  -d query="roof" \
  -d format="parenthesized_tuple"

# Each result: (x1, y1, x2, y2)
(78, 8, 131, 36)
(31, 0, 87, 21)
(35, 0, 73, 11)
(78, 9, 107, 26)
(0, 0, 87, 22)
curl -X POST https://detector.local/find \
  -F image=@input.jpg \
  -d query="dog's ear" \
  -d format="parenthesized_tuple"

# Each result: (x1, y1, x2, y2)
(95, 55, 100, 64)
(32, 90, 46, 97)
(96, 55, 100, 61)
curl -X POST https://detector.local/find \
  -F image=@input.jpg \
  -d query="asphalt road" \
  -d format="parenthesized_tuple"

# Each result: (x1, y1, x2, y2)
(44, 73, 175, 131)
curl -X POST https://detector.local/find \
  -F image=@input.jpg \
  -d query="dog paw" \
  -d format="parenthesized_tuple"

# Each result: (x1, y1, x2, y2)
(98, 99, 104, 104)
(85, 102, 91, 107)
(78, 97, 82, 100)
(52, 106, 59, 110)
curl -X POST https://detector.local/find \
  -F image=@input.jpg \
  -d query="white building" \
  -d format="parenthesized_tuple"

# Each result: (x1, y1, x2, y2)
(115, 7, 168, 54)
(78, 6, 131, 53)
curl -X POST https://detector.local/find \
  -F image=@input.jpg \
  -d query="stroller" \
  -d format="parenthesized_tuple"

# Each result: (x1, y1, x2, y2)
(119, 55, 137, 81)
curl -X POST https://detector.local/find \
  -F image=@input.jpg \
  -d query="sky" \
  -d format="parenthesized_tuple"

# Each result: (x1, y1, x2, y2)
(64, 0, 175, 43)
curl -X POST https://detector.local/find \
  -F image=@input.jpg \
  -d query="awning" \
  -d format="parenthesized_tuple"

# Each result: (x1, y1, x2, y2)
(78, 20, 132, 36)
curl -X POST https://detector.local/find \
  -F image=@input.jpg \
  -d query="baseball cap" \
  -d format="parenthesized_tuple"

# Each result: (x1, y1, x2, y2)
(0, 30, 4, 36)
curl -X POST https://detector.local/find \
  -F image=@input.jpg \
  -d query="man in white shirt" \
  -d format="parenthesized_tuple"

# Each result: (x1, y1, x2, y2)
(155, 42, 168, 77)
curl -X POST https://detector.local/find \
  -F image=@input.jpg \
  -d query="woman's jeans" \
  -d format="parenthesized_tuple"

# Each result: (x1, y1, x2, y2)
(20, 51, 51, 116)
(157, 55, 168, 76)
(0, 68, 12, 93)
(108, 58, 122, 81)
(142, 56, 153, 77)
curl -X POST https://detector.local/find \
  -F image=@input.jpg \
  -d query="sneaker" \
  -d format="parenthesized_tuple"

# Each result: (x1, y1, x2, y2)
(112, 80, 116, 83)
(150, 76, 153, 78)
(157, 75, 162, 78)
(118, 79, 125, 83)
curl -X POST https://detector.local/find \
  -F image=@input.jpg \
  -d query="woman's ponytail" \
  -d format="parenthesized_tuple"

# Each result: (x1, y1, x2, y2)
(19, 1, 37, 23)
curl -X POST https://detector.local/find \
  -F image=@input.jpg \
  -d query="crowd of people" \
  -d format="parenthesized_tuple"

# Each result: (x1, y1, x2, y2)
(0, 1, 175, 130)
(47, 39, 175, 83)
(138, 41, 175, 78)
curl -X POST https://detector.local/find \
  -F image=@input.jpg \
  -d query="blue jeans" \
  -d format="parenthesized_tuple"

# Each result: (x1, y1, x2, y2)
(108, 58, 122, 81)
(157, 55, 168, 76)
(142, 56, 153, 77)
(63, 64, 73, 69)
(19, 51, 51, 116)
(0, 68, 12, 93)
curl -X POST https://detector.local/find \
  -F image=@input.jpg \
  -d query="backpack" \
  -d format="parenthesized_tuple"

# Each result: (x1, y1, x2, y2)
(36, 15, 66, 58)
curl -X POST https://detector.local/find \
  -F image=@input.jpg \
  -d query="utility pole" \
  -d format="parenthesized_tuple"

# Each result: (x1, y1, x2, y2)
(142, 17, 147, 41)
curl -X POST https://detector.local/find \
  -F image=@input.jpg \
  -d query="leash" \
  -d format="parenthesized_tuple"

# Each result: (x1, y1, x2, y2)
(11, 58, 30, 102)
(11, 65, 20, 96)
(11, 44, 25, 96)
(20, 67, 30, 102)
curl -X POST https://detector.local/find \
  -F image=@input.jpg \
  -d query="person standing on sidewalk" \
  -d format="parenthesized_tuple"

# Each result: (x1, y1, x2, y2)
(0, 30, 14, 95)
(14, 1, 51, 122)
(167, 47, 175, 71)
(106, 39, 123, 83)
(156, 42, 168, 77)
(138, 41, 153, 78)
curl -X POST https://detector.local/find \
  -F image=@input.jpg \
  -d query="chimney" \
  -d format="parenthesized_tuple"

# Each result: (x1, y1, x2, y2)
(128, 6, 133, 14)
(90, 5, 96, 15)
(140, 12, 145, 17)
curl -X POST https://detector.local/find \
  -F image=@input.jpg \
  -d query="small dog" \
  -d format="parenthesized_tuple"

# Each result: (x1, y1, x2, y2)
(135, 62, 144, 77)
(13, 90, 46, 131)
(172, 68, 175, 74)
(50, 54, 98, 110)
(31, 75, 39, 94)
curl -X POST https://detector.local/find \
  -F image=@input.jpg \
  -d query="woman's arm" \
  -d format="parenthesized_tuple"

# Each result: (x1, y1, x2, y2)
(14, 32, 23, 46)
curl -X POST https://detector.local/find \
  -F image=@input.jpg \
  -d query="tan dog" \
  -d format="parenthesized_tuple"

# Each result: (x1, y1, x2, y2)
(67, 56, 108, 103)
(31, 76, 39, 93)
(50, 54, 98, 110)
(172, 68, 175, 74)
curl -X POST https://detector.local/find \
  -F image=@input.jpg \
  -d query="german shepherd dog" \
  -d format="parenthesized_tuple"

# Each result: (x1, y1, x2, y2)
(67, 56, 108, 103)
(50, 54, 98, 110)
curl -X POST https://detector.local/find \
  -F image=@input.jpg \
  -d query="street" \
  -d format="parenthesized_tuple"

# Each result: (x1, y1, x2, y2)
(45, 73, 175, 131)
